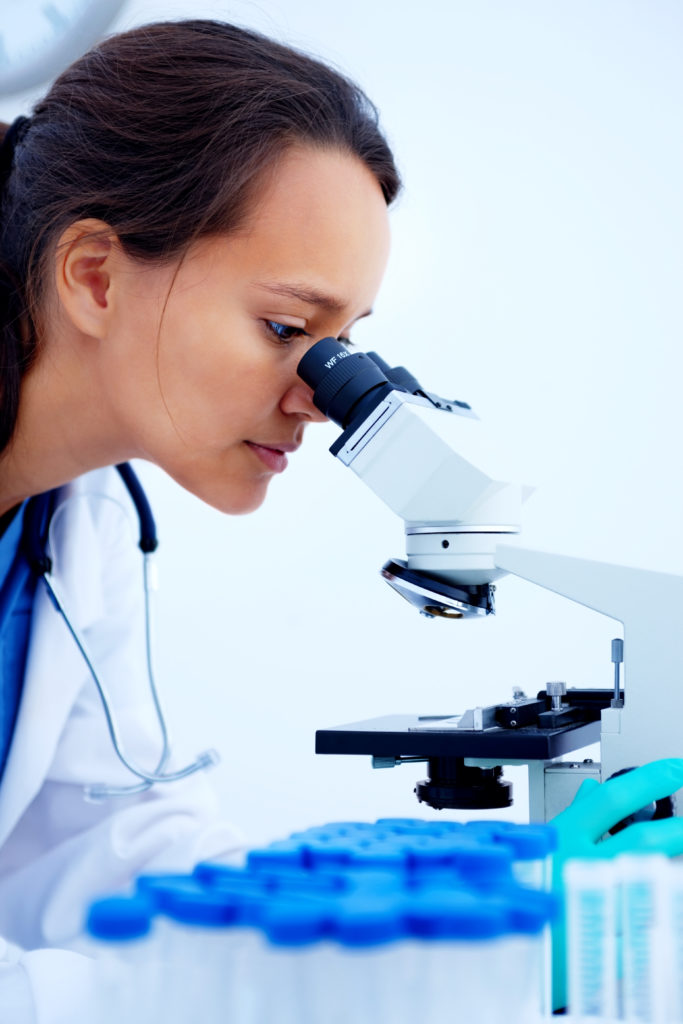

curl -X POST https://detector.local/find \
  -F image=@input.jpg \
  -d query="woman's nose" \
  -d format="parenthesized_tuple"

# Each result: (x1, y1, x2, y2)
(280, 381, 328, 422)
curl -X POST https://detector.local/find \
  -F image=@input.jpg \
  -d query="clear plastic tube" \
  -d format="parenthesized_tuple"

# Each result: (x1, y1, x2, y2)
(330, 938, 407, 1023)
(82, 895, 161, 1024)
(564, 859, 618, 1021)
(619, 854, 669, 1023)
(257, 901, 332, 1024)
(669, 863, 683, 1024)
(326, 894, 408, 1023)
(153, 914, 262, 1024)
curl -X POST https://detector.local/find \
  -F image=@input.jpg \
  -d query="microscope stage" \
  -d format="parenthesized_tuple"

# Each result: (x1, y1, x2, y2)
(316, 713, 600, 761)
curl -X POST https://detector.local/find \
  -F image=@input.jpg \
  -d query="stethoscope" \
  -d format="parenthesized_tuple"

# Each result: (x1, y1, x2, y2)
(21, 463, 219, 801)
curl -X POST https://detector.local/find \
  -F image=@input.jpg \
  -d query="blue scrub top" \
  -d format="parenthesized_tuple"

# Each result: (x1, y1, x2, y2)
(0, 502, 37, 781)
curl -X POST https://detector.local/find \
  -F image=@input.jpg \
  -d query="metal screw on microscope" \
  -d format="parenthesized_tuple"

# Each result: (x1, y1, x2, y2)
(546, 681, 567, 711)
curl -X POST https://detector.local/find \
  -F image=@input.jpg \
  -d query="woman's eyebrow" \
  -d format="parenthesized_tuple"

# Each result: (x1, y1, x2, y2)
(254, 280, 372, 318)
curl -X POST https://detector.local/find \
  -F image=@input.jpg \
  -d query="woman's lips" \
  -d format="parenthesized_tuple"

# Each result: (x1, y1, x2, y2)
(245, 441, 291, 473)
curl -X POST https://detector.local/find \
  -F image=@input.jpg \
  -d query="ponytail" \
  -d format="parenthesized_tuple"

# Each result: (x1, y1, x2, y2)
(0, 117, 33, 455)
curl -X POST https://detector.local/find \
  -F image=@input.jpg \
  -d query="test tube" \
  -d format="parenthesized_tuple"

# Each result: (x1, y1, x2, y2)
(503, 885, 561, 1022)
(619, 853, 669, 1023)
(406, 889, 516, 1024)
(258, 899, 331, 1024)
(327, 893, 408, 1024)
(449, 838, 514, 891)
(84, 893, 158, 1024)
(668, 859, 683, 1024)
(564, 859, 618, 1021)
(491, 822, 558, 890)
(488, 823, 558, 1015)
(140, 876, 259, 1024)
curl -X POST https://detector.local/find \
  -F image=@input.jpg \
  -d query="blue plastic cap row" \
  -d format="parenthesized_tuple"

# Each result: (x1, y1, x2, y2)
(87, 819, 560, 944)
(247, 837, 517, 882)
(87, 877, 559, 946)
(260, 887, 557, 947)
(246, 822, 557, 879)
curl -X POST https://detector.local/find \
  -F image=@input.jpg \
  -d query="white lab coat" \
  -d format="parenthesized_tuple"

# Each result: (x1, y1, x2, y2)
(0, 468, 242, 1023)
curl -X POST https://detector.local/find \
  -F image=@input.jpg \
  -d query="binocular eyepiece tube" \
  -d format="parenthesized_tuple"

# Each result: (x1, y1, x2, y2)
(297, 337, 417, 429)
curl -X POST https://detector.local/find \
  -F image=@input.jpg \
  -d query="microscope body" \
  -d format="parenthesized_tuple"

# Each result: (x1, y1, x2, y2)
(495, 544, 683, 820)
(298, 339, 683, 821)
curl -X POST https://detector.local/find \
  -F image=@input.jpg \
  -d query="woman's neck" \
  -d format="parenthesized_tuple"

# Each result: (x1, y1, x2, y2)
(0, 339, 137, 516)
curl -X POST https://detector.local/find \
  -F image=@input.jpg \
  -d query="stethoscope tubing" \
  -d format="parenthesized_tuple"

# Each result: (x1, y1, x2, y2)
(21, 463, 218, 800)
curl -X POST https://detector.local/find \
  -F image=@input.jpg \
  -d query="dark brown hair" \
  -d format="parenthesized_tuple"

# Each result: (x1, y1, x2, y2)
(0, 18, 400, 455)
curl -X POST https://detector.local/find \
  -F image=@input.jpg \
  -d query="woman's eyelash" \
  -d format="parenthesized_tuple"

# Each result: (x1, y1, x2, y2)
(263, 321, 356, 348)
(264, 320, 310, 344)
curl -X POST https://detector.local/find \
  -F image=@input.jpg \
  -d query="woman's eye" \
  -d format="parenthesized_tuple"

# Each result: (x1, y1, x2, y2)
(265, 320, 309, 344)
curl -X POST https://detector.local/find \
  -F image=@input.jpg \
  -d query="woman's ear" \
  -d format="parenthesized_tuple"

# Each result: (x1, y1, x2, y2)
(54, 219, 120, 338)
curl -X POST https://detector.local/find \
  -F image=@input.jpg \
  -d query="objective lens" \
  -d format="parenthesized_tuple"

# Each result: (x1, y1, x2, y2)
(297, 337, 396, 429)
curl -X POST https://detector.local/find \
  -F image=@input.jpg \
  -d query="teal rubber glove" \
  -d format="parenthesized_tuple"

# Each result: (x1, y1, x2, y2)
(551, 757, 683, 1011)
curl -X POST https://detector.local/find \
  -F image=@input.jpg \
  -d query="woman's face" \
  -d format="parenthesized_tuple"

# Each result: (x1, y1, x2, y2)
(96, 146, 391, 514)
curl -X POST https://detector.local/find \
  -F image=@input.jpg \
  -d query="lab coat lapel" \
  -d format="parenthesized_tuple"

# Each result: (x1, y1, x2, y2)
(0, 488, 106, 846)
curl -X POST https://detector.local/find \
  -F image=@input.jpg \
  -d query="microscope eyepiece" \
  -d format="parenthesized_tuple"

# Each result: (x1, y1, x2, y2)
(297, 337, 398, 429)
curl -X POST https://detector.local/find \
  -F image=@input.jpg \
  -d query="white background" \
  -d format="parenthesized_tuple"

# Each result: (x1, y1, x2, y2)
(2, 1, 683, 847)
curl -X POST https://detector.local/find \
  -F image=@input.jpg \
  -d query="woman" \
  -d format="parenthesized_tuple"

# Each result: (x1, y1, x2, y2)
(0, 17, 681, 1023)
(0, 19, 396, 1021)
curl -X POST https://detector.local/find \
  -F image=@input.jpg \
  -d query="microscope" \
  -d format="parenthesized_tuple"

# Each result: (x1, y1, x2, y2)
(298, 338, 683, 822)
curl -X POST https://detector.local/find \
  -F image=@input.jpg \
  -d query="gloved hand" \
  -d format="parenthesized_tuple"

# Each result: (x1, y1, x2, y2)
(551, 757, 683, 1011)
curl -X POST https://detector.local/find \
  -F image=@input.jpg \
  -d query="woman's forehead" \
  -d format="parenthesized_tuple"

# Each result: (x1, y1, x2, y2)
(246, 149, 388, 295)
(186, 147, 390, 315)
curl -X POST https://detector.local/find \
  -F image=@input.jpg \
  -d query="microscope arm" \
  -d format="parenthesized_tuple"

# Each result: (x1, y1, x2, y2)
(494, 543, 683, 788)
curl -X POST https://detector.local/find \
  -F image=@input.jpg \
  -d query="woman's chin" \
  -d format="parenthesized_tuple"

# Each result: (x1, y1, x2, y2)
(178, 472, 272, 516)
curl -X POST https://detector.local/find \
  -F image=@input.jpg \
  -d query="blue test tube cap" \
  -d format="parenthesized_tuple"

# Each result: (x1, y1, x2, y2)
(422, 822, 466, 837)
(347, 842, 409, 871)
(331, 895, 406, 948)
(463, 820, 512, 838)
(406, 891, 508, 941)
(492, 823, 559, 859)
(163, 884, 242, 927)
(247, 840, 306, 871)
(375, 818, 451, 837)
(193, 862, 262, 891)
(139, 876, 241, 926)
(504, 887, 562, 933)
(86, 894, 153, 942)
(289, 823, 377, 842)
(289, 826, 346, 841)
(288, 828, 335, 842)
(342, 868, 403, 893)
(269, 868, 346, 896)
(375, 818, 429, 830)
(320, 821, 377, 834)
(402, 836, 461, 869)
(261, 900, 330, 947)
(136, 873, 202, 908)
(303, 837, 357, 868)
(451, 840, 514, 884)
